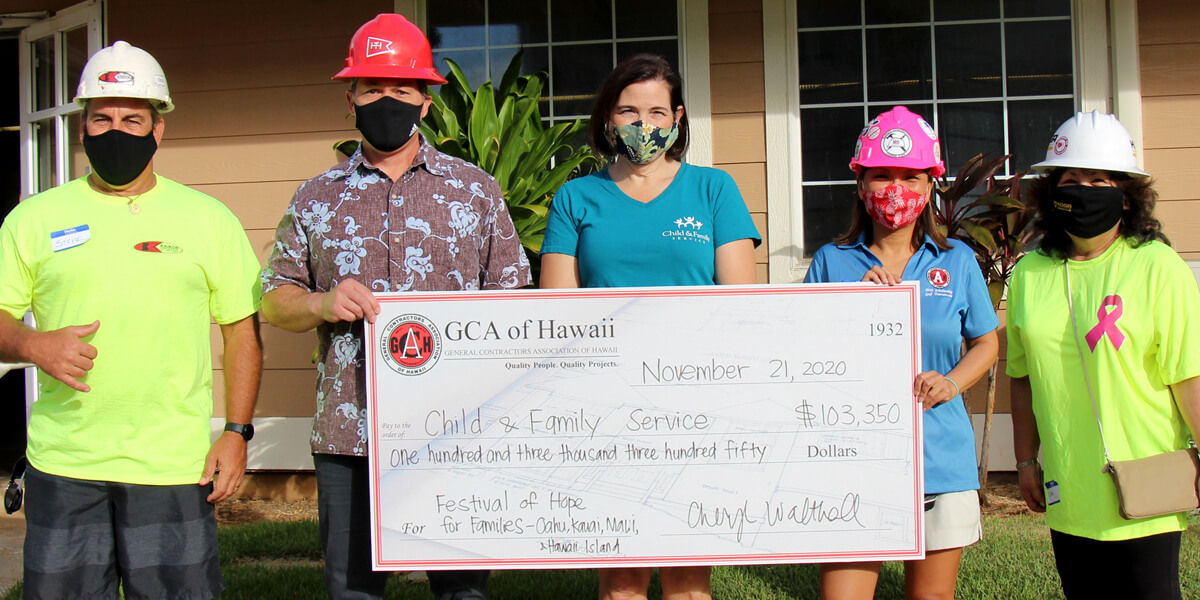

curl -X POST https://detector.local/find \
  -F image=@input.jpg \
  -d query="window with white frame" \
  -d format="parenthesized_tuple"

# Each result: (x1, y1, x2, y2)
(794, 0, 1074, 257)
(424, 0, 681, 126)
(18, 0, 103, 200)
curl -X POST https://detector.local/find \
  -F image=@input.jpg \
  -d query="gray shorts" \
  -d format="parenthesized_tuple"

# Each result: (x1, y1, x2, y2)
(22, 466, 224, 600)
(924, 489, 982, 551)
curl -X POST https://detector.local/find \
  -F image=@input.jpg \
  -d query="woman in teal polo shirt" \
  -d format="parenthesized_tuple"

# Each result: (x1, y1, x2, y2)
(540, 53, 760, 600)
(804, 106, 999, 600)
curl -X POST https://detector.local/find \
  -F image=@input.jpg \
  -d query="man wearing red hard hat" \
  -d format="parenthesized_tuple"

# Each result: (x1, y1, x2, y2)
(261, 14, 529, 600)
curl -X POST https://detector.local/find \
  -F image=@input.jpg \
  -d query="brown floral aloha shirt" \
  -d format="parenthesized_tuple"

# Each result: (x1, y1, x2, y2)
(261, 139, 532, 456)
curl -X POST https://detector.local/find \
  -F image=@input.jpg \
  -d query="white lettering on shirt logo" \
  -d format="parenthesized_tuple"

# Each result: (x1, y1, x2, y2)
(50, 225, 90, 252)
(661, 216, 711, 243)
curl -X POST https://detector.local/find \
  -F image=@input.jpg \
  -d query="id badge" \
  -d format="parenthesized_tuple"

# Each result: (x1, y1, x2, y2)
(50, 225, 90, 252)
(1045, 480, 1061, 506)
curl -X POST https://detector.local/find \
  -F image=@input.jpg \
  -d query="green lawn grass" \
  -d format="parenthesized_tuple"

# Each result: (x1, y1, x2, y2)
(5, 515, 1199, 599)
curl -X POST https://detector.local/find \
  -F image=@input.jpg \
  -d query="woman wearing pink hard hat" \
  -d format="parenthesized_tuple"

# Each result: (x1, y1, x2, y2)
(1007, 111, 1200, 600)
(805, 106, 999, 600)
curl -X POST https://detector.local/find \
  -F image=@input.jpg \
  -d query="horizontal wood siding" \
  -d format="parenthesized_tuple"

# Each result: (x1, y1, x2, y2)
(106, 0, 391, 425)
(1139, 0, 1200, 257)
(709, 1, 767, 281)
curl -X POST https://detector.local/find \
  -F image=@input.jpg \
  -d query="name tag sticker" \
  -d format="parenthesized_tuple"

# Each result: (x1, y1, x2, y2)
(1045, 480, 1061, 506)
(50, 225, 90, 252)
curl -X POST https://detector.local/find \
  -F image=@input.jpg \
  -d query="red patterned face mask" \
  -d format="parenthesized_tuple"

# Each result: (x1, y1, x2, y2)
(863, 183, 928, 230)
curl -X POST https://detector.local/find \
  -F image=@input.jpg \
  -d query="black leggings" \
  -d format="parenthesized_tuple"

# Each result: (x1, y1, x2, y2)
(1050, 529, 1182, 600)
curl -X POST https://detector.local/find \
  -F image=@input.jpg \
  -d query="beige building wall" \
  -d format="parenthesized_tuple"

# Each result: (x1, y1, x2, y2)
(708, 0, 769, 282)
(1140, 0, 1200, 261)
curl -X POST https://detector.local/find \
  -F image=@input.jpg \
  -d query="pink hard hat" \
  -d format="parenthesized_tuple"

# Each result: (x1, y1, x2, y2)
(850, 106, 945, 178)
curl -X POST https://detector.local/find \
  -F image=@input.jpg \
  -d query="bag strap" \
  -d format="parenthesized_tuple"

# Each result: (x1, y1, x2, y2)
(1064, 262, 1114, 467)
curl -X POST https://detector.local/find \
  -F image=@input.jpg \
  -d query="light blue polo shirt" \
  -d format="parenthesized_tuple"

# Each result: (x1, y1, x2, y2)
(805, 234, 998, 494)
(541, 163, 761, 287)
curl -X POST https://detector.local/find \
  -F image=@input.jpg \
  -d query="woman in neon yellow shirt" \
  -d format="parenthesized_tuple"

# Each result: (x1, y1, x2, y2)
(1007, 111, 1200, 600)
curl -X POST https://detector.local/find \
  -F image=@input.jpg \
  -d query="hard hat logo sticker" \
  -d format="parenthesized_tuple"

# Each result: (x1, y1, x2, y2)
(1053, 135, 1069, 155)
(365, 37, 395, 58)
(99, 71, 134, 84)
(917, 118, 938, 140)
(881, 129, 913, 158)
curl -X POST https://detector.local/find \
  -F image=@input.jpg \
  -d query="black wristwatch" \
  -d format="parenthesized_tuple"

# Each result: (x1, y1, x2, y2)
(224, 422, 255, 442)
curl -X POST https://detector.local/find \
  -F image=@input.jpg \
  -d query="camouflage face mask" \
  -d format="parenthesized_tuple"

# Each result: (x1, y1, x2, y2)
(606, 120, 680, 164)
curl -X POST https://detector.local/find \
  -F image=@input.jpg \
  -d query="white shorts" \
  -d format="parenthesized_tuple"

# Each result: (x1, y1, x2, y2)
(924, 489, 982, 551)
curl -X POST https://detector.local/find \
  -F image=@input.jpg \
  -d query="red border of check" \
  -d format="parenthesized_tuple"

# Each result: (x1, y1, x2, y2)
(366, 283, 923, 569)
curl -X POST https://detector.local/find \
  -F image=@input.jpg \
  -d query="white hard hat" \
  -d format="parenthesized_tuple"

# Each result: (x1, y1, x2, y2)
(74, 41, 174, 113)
(1032, 110, 1147, 177)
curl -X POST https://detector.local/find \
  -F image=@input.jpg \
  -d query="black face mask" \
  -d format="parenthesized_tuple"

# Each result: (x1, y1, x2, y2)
(1050, 185, 1126, 239)
(354, 96, 423, 153)
(83, 129, 158, 187)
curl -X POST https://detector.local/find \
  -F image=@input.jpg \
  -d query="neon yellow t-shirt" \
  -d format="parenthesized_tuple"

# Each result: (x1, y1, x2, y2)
(0, 176, 261, 485)
(1006, 238, 1200, 540)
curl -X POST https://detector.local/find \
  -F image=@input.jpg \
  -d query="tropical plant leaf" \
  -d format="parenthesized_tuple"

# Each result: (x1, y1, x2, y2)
(421, 51, 598, 278)
(986, 280, 1005, 309)
(333, 139, 360, 157)
(497, 49, 525, 98)
(960, 218, 1000, 254)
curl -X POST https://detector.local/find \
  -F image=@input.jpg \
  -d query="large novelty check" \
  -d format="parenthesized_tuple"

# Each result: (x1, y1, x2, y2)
(365, 283, 923, 570)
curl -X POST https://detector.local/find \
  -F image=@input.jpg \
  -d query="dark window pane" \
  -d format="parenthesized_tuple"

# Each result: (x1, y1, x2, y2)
(796, 1, 860, 28)
(865, 0, 929, 24)
(801, 106, 864, 183)
(67, 111, 83, 180)
(866, 27, 932, 102)
(490, 46, 549, 84)
(32, 36, 53, 112)
(936, 23, 1001, 99)
(1004, 0, 1070, 18)
(551, 0, 612, 42)
(433, 50, 487, 89)
(490, 0, 548, 45)
(1005, 20, 1072, 96)
(938, 102, 1004, 177)
(934, 0, 999, 21)
(616, 40, 678, 70)
(1007, 98, 1075, 173)
(798, 30, 863, 105)
(802, 184, 857, 257)
(551, 43, 612, 117)
(616, 0, 677, 38)
(428, 0, 486, 49)
(65, 27, 88, 102)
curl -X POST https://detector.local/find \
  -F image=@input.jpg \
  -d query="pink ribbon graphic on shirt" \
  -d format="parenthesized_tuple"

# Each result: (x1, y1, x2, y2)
(1085, 295, 1125, 352)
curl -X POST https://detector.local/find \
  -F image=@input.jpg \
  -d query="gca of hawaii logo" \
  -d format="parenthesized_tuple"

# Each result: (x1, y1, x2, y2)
(380, 314, 442, 375)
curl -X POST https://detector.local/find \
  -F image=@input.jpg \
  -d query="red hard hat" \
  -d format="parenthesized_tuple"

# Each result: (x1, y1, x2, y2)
(332, 14, 448, 84)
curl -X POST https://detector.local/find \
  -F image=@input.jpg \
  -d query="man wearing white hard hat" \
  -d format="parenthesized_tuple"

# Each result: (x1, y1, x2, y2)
(260, 14, 529, 600)
(0, 41, 263, 598)
(1007, 111, 1200, 599)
